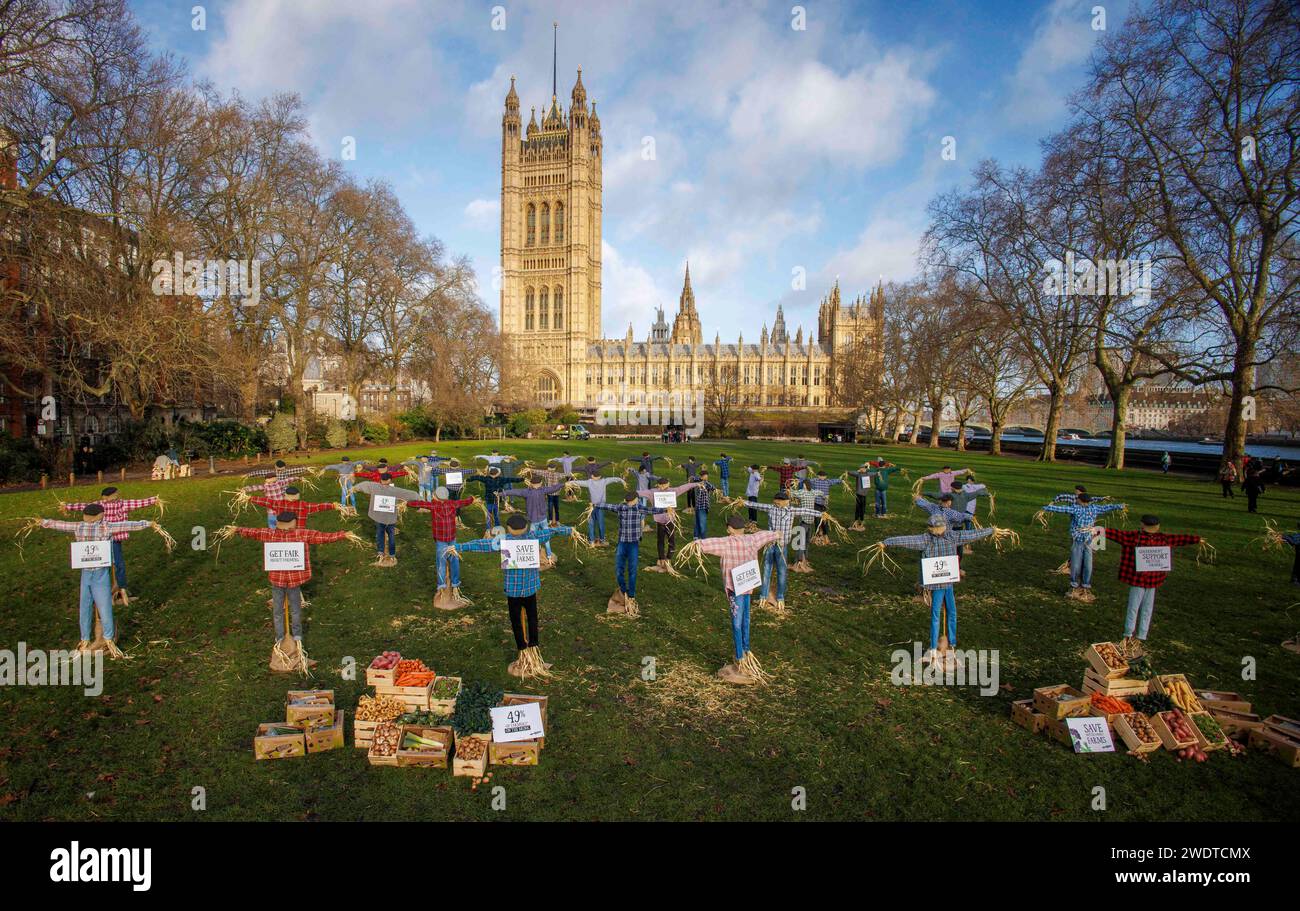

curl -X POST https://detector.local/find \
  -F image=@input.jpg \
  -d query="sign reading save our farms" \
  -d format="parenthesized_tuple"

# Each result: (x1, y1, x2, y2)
(500, 538, 541, 570)
(264, 542, 306, 572)
(1065, 717, 1116, 753)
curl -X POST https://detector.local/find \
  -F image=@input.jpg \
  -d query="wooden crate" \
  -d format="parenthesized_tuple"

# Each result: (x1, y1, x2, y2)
(1042, 715, 1073, 747)
(1263, 714, 1300, 742)
(501, 693, 549, 748)
(254, 723, 306, 760)
(1249, 724, 1300, 769)
(1154, 674, 1204, 714)
(1010, 698, 1045, 734)
(1113, 713, 1161, 754)
(1084, 642, 1129, 680)
(354, 717, 380, 749)
(490, 738, 540, 767)
(1194, 689, 1251, 714)
(430, 676, 462, 715)
(366, 663, 398, 687)
(1187, 711, 1229, 752)
(1082, 667, 1149, 697)
(396, 725, 453, 768)
(1210, 708, 1263, 738)
(373, 681, 433, 711)
(366, 722, 401, 766)
(1033, 684, 1089, 720)
(286, 690, 335, 727)
(1150, 711, 1196, 751)
(304, 711, 345, 754)
(452, 733, 490, 778)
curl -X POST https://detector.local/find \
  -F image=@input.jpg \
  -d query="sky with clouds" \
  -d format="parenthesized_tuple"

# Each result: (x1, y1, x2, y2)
(132, 0, 1128, 341)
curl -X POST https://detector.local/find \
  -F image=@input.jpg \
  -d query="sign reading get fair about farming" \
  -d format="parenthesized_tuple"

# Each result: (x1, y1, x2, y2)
(264, 542, 306, 571)
(491, 702, 545, 743)
(70, 541, 112, 569)
(652, 490, 678, 509)
(500, 538, 541, 569)
(730, 559, 762, 594)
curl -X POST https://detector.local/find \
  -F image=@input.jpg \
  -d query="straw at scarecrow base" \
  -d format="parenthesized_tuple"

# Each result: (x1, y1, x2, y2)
(736, 651, 771, 684)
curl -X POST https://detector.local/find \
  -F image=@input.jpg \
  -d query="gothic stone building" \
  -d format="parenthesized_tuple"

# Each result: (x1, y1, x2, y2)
(499, 70, 882, 413)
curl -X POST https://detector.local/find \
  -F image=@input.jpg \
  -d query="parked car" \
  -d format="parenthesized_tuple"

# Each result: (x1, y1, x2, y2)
(551, 423, 590, 440)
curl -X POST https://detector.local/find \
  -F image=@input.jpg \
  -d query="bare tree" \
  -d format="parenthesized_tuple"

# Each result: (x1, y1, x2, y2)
(1078, 0, 1300, 468)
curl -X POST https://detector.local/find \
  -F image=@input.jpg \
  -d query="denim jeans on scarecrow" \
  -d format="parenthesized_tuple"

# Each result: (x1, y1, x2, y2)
(435, 539, 461, 588)
(728, 591, 751, 660)
(759, 543, 788, 601)
(1124, 586, 1158, 639)
(1069, 538, 1094, 588)
(929, 585, 956, 650)
(79, 567, 113, 640)
(271, 585, 303, 638)
(616, 541, 639, 597)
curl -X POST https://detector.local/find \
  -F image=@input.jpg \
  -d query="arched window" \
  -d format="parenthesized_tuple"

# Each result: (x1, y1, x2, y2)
(526, 204, 536, 247)
(538, 287, 549, 330)
(553, 286, 563, 330)
(540, 203, 550, 244)
(554, 203, 565, 243)
(536, 373, 559, 406)
(524, 288, 535, 330)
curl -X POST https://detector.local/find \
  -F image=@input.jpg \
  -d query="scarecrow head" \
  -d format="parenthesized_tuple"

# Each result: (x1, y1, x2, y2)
(506, 514, 529, 536)
(284, 486, 301, 501)
(927, 515, 948, 536)
(100, 486, 119, 502)
(277, 511, 298, 529)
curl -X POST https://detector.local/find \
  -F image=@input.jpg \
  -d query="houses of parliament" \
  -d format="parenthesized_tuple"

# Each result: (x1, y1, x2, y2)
(499, 66, 883, 414)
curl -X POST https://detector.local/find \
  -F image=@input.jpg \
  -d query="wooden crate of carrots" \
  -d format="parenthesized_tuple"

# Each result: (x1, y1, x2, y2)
(373, 658, 436, 709)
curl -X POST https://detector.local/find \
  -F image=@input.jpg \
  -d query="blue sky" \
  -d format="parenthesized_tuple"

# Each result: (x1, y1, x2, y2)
(132, 0, 1127, 340)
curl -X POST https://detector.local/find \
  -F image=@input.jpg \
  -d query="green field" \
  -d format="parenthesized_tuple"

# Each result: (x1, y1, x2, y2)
(1, 438, 1297, 821)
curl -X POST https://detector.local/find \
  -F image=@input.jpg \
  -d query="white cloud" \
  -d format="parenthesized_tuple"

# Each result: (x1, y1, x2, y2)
(1003, 0, 1127, 128)
(600, 241, 672, 335)
(464, 198, 500, 228)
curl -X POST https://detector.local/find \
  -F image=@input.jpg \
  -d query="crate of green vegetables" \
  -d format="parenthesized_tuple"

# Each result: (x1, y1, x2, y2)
(254, 723, 306, 760)
(397, 725, 453, 768)
(1188, 712, 1229, 752)
(429, 676, 462, 715)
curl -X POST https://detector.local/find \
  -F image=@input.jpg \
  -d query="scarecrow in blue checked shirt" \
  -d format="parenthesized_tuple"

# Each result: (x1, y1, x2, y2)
(453, 513, 581, 678)
(860, 513, 1017, 664)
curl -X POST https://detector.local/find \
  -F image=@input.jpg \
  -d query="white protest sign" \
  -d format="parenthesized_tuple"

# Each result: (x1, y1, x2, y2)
(263, 541, 306, 572)
(653, 490, 678, 509)
(1066, 716, 1116, 753)
(500, 538, 541, 570)
(1134, 546, 1172, 572)
(373, 494, 397, 514)
(859, 474, 871, 491)
(921, 555, 960, 586)
(730, 559, 762, 594)
(71, 541, 111, 569)
(444, 471, 463, 487)
(491, 702, 545, 743)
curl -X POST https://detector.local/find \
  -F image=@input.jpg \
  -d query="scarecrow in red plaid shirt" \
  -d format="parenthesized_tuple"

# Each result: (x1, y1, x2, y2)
(215, 511, 364, 673)
(409, 485, 485, 611)
(244, 485, 343, 527)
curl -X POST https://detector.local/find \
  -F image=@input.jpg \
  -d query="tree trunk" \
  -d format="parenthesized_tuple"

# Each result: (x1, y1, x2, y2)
(990, 419, 1004, 456)
(1221, 340, 1256, 470)
(908, 406, 923, 444)
(1106, 384, 1131, 470)
(1038, 384, 1062, 462)
(928, 395, 942, 449)
(956, 418, 968, 452)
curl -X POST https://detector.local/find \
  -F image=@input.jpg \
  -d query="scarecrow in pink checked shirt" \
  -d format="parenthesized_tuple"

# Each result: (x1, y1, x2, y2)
(674, 515, 781, 685)
(60, 486, 164, 606)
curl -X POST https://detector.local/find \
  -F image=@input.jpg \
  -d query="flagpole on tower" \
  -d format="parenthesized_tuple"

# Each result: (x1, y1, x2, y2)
(552, 21, 558, 99)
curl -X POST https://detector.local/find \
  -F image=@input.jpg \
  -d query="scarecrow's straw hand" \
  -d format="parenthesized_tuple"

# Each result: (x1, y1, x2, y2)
(343, 531, 369, 550)
(150, 522, 177, 553)
(1196, 539, 1217, 565)
(857, 541, 901, 577)
(990, 527, 1020, 552)
(1033, 509, 1049, 530)
(672, 539, 709, 578)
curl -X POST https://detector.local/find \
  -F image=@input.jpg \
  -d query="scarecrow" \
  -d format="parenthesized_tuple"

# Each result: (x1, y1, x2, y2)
(1103, 515, 1211, 650)
(214, 512, 363, 673)
(1037, 493, 1126, 602)
(60, 486, 163, 605)
(674, 515, 781, 684)
(454, 514, 576, 677)
(353, 472, 421, 566)
(409, 486, 483, 610)
(587, 491, 666, 616)
(26, 505, 173, 658)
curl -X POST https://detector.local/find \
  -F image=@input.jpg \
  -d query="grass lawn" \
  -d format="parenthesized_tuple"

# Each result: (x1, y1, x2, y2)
(1, 438, 1297, 822)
